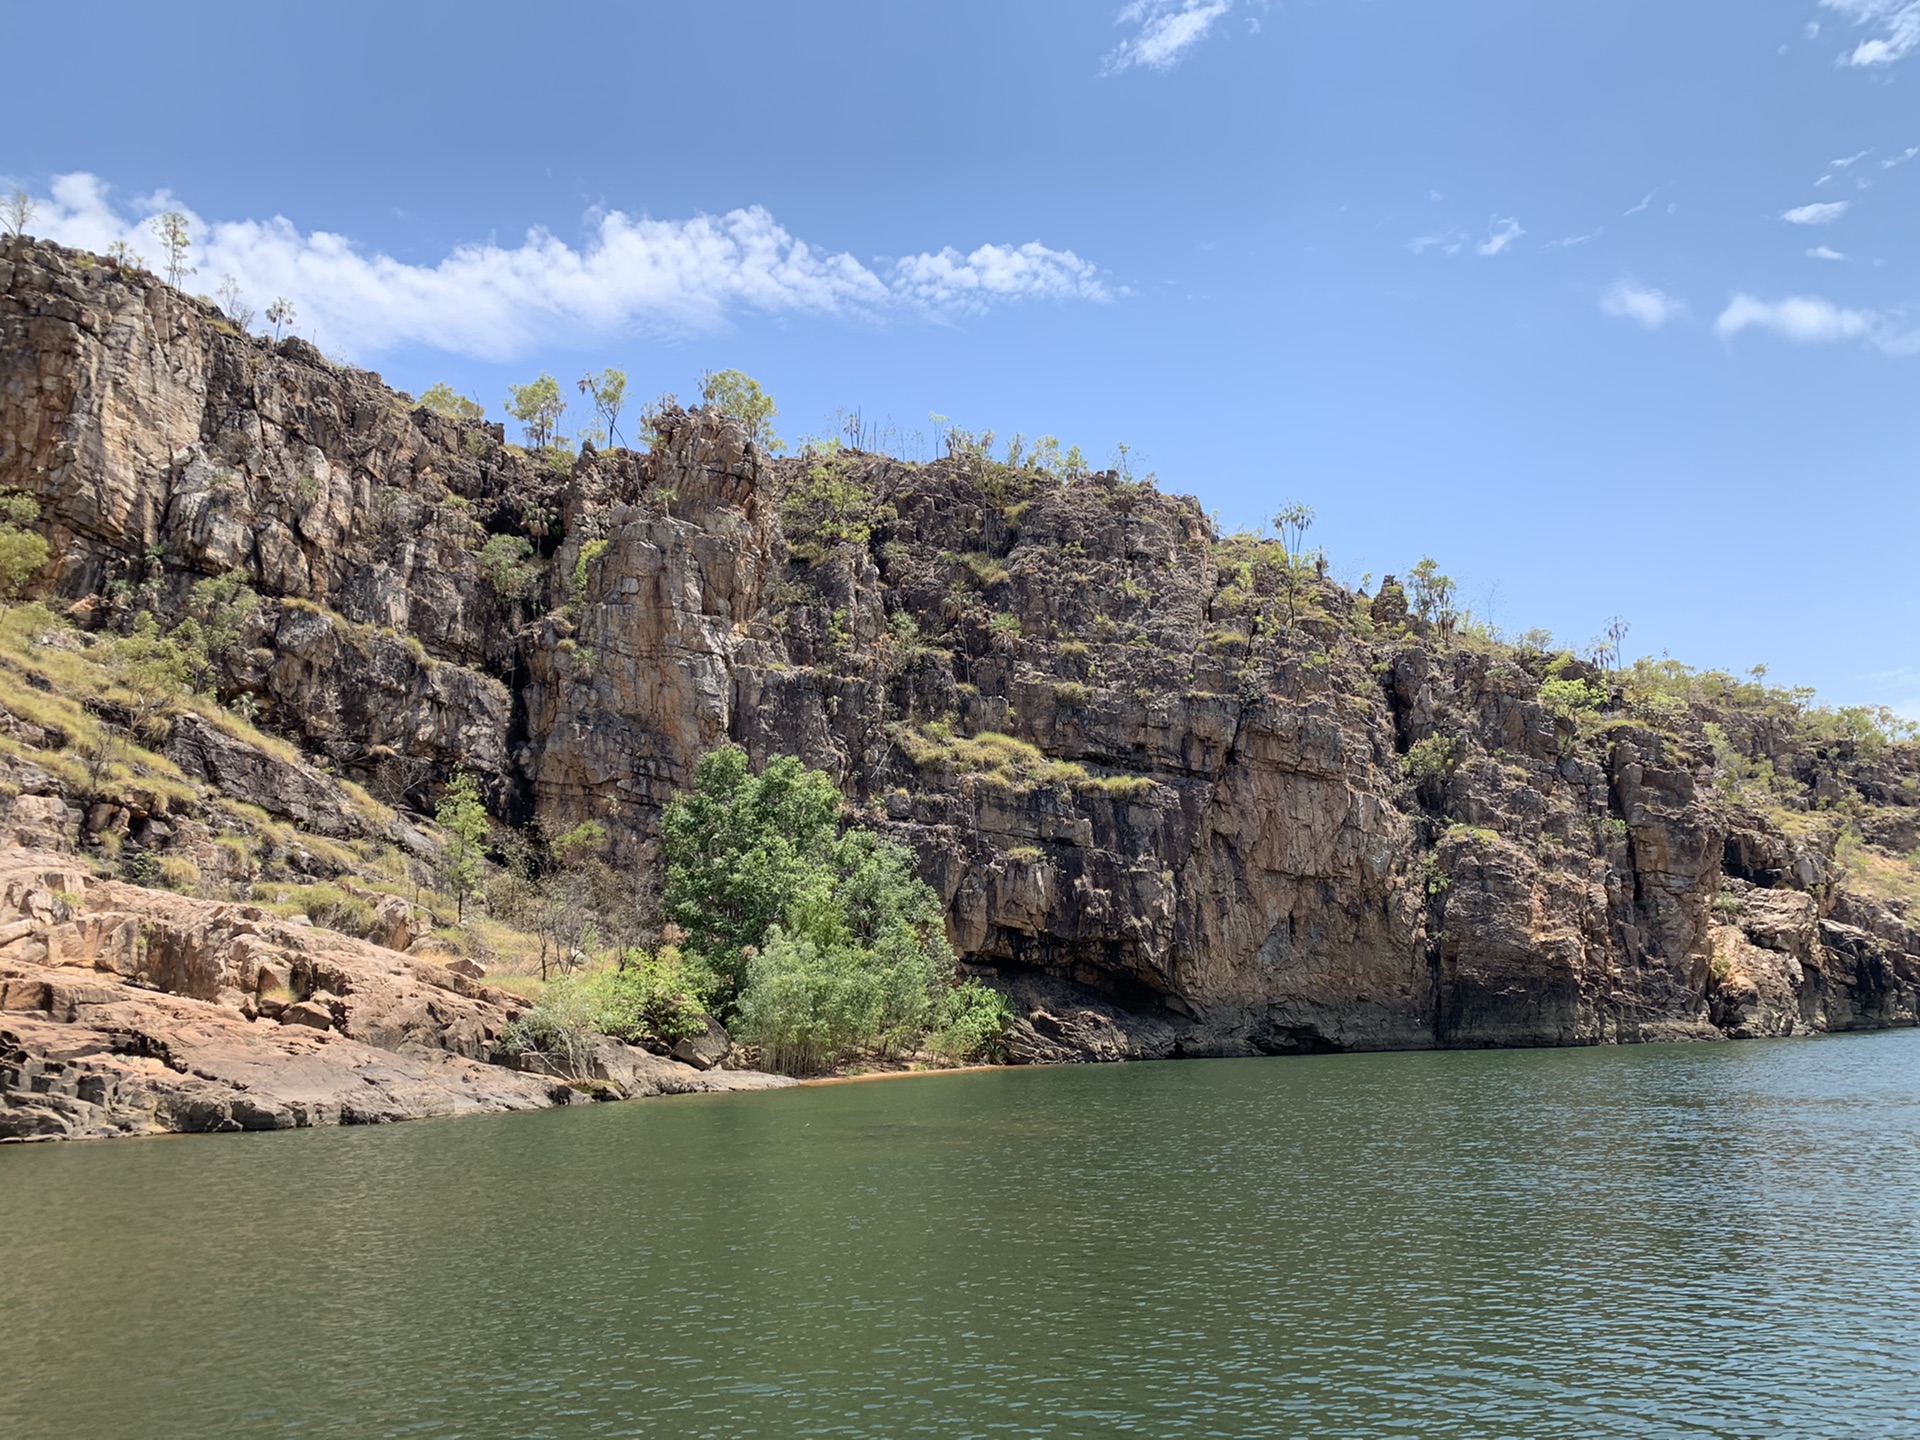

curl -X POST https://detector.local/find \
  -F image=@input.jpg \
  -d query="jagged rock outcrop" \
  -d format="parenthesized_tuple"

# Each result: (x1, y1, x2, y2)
(5, 233, 1918, 1069)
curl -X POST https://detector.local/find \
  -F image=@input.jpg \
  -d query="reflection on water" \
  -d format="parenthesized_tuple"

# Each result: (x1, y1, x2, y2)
(5, 1030, 1918, 1438)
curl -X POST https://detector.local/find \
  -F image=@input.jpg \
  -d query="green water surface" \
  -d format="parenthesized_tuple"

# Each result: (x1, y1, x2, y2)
(4, 1031, 1917, 1438)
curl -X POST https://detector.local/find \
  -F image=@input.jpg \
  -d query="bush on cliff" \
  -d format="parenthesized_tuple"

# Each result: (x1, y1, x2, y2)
(0, 492, 51, 604)
(661, 745, 1011, 1072)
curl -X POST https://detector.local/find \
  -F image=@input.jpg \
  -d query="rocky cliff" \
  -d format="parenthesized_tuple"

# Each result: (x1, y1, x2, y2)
(4, 233, 1917, 1082)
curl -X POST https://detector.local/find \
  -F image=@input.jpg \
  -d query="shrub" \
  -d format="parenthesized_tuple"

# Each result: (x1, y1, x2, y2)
(930, 979, 1016, 1063)
(1403, 734, 1458, 787)
(1052, 681, 1093, 708)
(583, 948, 709, 1045)
(783, 460, 875, 564)
(1539, 677, 1605, 719)
(0, 492, 51, 603)
(570, 538, 610, 613)
(476, 533, 538, 604)
(417, 383, 485, 422)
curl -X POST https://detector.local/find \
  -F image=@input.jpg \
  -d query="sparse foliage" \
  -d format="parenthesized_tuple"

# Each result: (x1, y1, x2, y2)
(265, 297, 296, 341)
(2, 188, 36, 239)
(1408, 557, 1459, 635)
(506, 373, 568, 449)
(418, 383, 485, 422)
(147, 211, 194, 288)
(435, 769, 489, 923)
(577, 368, 629, 448)
(213, 274, 255, 332)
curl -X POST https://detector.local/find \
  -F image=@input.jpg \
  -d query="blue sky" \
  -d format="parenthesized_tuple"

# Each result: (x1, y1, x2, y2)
(6, 0, 1917, 712)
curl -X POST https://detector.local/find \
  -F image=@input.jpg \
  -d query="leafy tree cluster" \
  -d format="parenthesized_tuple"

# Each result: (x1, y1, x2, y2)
(700, 369, 784, 452)
(661, 746, 1010, 1073)
(0, 493, 51, 604)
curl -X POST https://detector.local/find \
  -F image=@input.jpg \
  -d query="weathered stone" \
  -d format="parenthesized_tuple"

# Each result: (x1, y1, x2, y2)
(0, 848, 790, 1140)
(3, 233, 1917, 1076)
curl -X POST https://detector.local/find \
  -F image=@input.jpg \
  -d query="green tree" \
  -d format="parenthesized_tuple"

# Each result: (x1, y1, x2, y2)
(506, 373, 568, 450)
(577, 368, 630, 448)
(661, 747, 842, 1000)
(698, 369, 784, 452)
(661, 745, 1008, 1072)
(435, 769, 489, 923)
(0, 493, 50, 605)
(418, 382, 486, 422)
(147, 211, 194, 288)
(1408, 557, 1458, 635)
(265, 297, 296, 341)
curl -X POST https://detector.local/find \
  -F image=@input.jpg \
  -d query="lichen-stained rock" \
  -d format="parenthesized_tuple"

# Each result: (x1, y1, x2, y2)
(4, 234, 1919, 1067)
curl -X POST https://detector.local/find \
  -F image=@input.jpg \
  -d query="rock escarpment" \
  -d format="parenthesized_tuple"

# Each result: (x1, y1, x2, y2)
(4, 233, 1917, 1073)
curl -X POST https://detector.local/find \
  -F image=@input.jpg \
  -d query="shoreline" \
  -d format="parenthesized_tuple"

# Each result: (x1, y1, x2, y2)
(797, 1063, 1013, 1087)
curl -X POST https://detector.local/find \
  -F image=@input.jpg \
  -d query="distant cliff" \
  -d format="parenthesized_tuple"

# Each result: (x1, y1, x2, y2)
(4, 232, 1917, 1075)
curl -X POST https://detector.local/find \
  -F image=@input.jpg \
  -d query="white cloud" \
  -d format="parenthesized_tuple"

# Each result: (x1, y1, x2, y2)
(1782, 201, 1852, 223)
(1820, 0, 1920, 66)
(1104, 0, 1234, 73)
(1714, 293, 1881, 346)
(18, 173, 1110, 361)
(1544, 230, 1600, 250)
(1885, 144, 1920, 167)
(1625, 192, 1655, 216)
(1808, 245, 1850, 259)
(1600, 279, 1687, 329)
(1831, 148, 1872, 168)
(1477, 215, 1525, 256)
(1408, 228, 1464, 256)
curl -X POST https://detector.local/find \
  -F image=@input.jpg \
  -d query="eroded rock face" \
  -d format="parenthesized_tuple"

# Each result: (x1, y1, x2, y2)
(0, 850, 790, 1140)
(5, 234, 1919, 1064)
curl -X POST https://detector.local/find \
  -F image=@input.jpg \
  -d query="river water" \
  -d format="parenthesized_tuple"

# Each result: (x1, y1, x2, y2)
(4, 1031, 1917, 1439)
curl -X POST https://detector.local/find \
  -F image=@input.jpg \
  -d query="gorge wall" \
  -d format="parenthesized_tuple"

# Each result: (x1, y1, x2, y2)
(5, 233, 1918, 1066)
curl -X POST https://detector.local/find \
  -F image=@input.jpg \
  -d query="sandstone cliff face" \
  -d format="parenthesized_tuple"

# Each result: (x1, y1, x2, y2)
(5, 234, 1917, 1062)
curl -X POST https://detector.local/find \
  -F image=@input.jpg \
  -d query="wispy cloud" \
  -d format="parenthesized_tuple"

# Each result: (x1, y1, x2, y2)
(1885, 144, 1920, 168)
(1104, 0, 1234, 73)
(1782, 201, 1852, 224)
(1624, 192, 1655, 216)
(16, 173, 1111, 361)
(1408, 228, 1465, 256)
(1477, 216, 1525, 256)
(1544, 230, 1600, 250)
(1714, 292, 1918, 353)
(1807, 245, 1850, 260)
(1819, 0, 1920, 66)
(1600, 279, 1687, 330)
